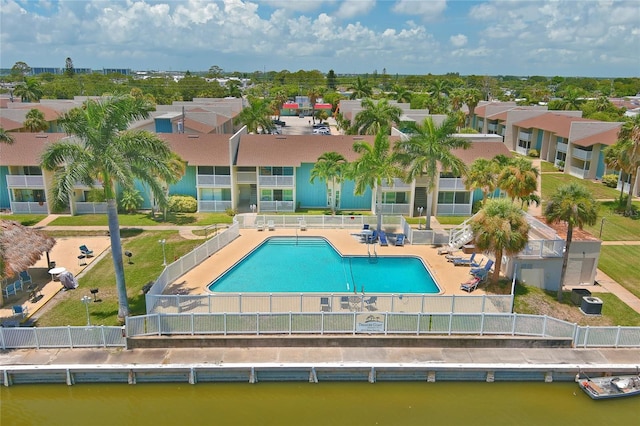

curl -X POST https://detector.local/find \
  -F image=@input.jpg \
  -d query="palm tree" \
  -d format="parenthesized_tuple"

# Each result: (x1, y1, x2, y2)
(604, 141, 630, 204)
(307, 86, 322, 124)
(464, 158, 499, 205)
(544, 183, 598, 301)
(394, 115, 471, 229)
(235, 98, 273, 134)
(470, 198, 530, 283)
(41, 95, 181, 321)
(497, 157, 540, 203)
(464, 88, 483, 128)
(556, 87, 586, 111)
(24, 108, 49, 132)
(353, 98, 402, 135)
(349, 128, 403, 231)
(0, 127, 15, 144)
(272, 89, 287, 120)
(13, 78, 43, 102)
(310, 152, 348, 215)
(391, 84, 411, 103)
(616, 115, 640, 214)
(348, 76, 372, 100)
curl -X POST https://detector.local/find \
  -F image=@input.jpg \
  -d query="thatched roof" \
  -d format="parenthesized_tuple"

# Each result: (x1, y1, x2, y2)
(0, 220, 56, 279)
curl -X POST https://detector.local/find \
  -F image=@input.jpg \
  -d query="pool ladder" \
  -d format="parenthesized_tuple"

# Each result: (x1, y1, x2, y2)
(367, 242, 378, 263)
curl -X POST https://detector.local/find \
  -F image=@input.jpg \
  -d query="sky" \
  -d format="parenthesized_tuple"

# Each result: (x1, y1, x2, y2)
(0, 0, 639, 77)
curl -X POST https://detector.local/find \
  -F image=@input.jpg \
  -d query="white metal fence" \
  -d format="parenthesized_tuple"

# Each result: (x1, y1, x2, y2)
(0, 325, 125, 349)
(125, 312, 640, 348)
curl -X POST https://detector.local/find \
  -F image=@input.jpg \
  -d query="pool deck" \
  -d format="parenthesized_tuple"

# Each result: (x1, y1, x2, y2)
(169, 228, 488, 297)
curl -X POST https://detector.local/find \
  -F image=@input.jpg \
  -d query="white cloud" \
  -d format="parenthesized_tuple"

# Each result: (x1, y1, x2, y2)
(392, 0, 447, 22)
(335, 0, 375, 19)
(450, 34, 467, 47)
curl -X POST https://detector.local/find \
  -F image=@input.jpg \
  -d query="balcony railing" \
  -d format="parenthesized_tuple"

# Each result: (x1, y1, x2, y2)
(571, 148, 592, 161)
(556, 142, 568, 152)
(569, 166, 589, 179)
(259, 200, 295, 212)
(516, 146, 529, 156)
(379, 203, 410, 215)
(519, 239, 564, 258)
(197, 175, 232, 186)
(436, 203, 472, 216)
(258, 175, 294, 187)
(75, 202, 108, 214)
(10, 201, 48, 214)
(236, 171, 257, 184)
(380, 178, 411, 189)
(438, 178, 466, 191)
(198, 200, 232, 212)
(518, 131, 532, 142)
(5, 175, 45, 188)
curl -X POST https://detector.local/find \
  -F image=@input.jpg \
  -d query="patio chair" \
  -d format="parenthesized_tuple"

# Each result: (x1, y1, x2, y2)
(267, 220, 275, 231)
(320, 297, 331, 312)
(364, 296, 377, 310)
(299, 218, 307, 231)
(452, 253, 478, 266)
(378, 230, 389, 246)
(340, 296, 350, 310)
(12, 305, 28, 319)
(19, 270, 32, 286)
(471, 259, 494, 278)
(256, 220, 265, 231)
(3, 280, 20, 298)
(460, 276, 483, 293)
(395, 234, 405, 246)
(79, 244, 94, 257)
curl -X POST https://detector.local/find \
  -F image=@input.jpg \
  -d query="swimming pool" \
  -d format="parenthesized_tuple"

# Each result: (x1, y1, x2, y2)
(208, 237, 440, 293)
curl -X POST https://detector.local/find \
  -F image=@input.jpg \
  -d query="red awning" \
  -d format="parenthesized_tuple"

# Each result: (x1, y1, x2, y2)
(314, 103, 332, 109)
(282, 103, 299, 109)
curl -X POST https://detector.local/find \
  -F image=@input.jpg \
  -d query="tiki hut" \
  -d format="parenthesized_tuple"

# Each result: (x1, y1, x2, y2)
(0, 220, 56, 280)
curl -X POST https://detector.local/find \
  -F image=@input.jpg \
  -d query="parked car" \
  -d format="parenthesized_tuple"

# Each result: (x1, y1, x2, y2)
(313, 127, 331, 135)
(272, 119, 286, 127)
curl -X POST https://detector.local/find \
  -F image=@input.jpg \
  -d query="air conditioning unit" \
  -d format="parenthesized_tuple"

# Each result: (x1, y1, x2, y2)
(580, 296, 603, 315)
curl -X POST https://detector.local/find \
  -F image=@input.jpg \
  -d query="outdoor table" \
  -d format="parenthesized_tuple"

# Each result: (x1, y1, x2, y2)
(48, 266, 66, 281)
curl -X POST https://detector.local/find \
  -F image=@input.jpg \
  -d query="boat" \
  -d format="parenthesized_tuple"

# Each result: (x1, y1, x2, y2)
(578, 374, 640, 400)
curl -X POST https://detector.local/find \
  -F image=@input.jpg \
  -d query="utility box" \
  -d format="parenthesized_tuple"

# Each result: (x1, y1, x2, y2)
(571, 288, 592, 305)
(580, 296, 603, 315)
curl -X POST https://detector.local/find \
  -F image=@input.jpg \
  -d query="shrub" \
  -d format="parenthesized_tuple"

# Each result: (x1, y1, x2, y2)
(601, 174, 619, 188)
(86, 188, 106, 202)
(225, 208, 237, 217)
(118, 189, 143, 213)
(168, 195, 197, 213)
(556, 160, 565, 171)
(528, 149, 539, 158)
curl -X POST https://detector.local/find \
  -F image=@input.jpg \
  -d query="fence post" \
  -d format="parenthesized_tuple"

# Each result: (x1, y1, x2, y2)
(480, 313, 485, 336)
(191, 313, 195, 336)
(256, 312, 260, 335)
(421, 294, 425, 313)
(223, 313, 227, 336)
(289, 312, 292, 335)
(385, 312, 389, 335)
(416, 313, 421, 335)
(448, 312, 453, 335)
(583, 326, 590, 348)
(67, 326, 73, 349)
(542, 315, 548, 337)
(321, 312, 324, 335)
(481, 295, 486, 312)
(615, 326, 621, 348)
(101, 326, 107, 348)
(511, 314, 517, 336)
(451, 295, 456, 313)
(157, 314, 162, 336)
(572, 324, 580, 348)
(0, 328, 5, 350)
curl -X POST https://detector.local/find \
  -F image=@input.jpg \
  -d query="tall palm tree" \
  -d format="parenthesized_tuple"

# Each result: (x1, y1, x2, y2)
(556, 86, 586, 111)
(307, 86, 322, 124)
(391, 84, 411, 103)
(604, 138, 633, 205)
(310, 151, 348, 215)
(470, 199, 530, 284)
(349, 128, 403, 231)
(0, 127, 15, 144)
(464, 158, 499, 205)
(353, 98, 402, 135)
(41, 95, 181, 321)
(24, 108, 49, 132)
(13, 78, 43, 102)
(235, 98, 273, 134)
(616, 115, 640, 214)
(348, 76, 372, 100)
(272, 89, 287, 120)
(497, 157, 540, 203)
(394, 115, 471, 229)
(464, 88, 483, 128)
(544, 183, 598, 301)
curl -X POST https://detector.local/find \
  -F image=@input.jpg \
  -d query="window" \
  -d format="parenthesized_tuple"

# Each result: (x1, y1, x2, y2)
(22, 166, 42, 175)
(198, 166, 214, 175)
(437, 191, 470, 204)
(382, 192, 408, 203)
(259, 166, 293, 176)
(215, 166, 230, 175)
(261, 189, 293, 201)
(201, 188, 231, 201)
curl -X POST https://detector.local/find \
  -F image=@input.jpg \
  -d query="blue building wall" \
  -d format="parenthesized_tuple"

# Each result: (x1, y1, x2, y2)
(170, 166, 197, 198)
(0, 166, 10, 209)
(340, 180, 372, 210)
(596, 149, 606, 179)
(296, 163, 328, 208)
(155, 118, 173, 133)
(535, 130, 543, 151)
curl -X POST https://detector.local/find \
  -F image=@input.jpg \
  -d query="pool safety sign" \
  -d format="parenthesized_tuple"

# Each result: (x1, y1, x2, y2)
(355, 314, 385, 333)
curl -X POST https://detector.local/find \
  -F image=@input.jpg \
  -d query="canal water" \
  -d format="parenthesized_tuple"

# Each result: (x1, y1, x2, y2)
(1, 381, 637, 425)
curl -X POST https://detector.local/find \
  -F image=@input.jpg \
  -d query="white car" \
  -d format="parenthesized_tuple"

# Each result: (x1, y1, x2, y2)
(312, 127, 331, 135)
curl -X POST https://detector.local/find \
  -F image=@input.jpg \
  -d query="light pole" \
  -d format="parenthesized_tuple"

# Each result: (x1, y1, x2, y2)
(159, 239, 167, 266)
(598, 217, 606, 239)
(417, 206, 424, 230)
(81, 295, 91, 326)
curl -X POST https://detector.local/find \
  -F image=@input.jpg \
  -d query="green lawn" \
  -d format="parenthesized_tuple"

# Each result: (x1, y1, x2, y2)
(48, 212, 233, 227)
(540, 160, 561, 173)
(581, 202, 640, 241)
(0, 213, 47, 226)
(597, 246, 640, 299)
(35, 230, 204, 326)
(541, 174, 620, 200)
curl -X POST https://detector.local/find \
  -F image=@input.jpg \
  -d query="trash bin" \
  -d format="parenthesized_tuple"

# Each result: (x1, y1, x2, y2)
(580, 296, 603, 315)
(571, 288, 591, 305)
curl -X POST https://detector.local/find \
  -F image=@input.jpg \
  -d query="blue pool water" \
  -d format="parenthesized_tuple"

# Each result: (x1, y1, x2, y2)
(208, 237, 440, 293)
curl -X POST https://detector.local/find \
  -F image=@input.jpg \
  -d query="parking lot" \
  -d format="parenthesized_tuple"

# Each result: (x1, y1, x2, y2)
(275, 115, 338, 136)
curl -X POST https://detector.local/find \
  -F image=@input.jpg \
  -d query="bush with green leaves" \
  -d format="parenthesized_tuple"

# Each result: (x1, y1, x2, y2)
(118, 189, 143, 213)
(86, 188, 106, 202)
(601, 174, 619, 188)
(225, 208, 237, 217)
(168, 195, 197, 213)
(528, 149, 539, 158)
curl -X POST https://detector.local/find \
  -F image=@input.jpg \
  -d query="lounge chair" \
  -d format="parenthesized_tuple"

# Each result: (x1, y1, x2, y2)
(3, 280, 22, 298)
(471, 259, 494, 278)
(267, 220, 275, 231)
(19, 270, 32, 286)
(452, 253, 479, 267)
(364, 296, 377, 310)
(12, 305, 28, 319)
(395, 234, 405, 246)
(320, 297, 331, 312)
(460, 276, 483, 293)
(79, 245, 94, 257)
(340, 296, 350, 310)
(256, 220, 264, 231)
(299, 219, 307, 231)
(379, 230, 389, 246)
